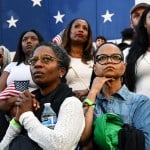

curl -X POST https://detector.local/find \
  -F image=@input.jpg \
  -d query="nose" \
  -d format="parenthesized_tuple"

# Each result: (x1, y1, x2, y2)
(106, 56, 113, 64)
(26, 38, 32, 43)
(107, 56, 111, 62)
(33, 59, 43, 67)
(78, 27, 84, 32)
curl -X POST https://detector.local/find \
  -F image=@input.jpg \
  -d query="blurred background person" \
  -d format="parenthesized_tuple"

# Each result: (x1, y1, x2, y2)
(118, 27, 134, 61)
(125, 6, 150, 98)
(130, 2, 149, 29)
(0, 45, 11, 76)
(122, 3, 149, 62)
(93, 35, 107, 51)
(118, 27, 134, 51)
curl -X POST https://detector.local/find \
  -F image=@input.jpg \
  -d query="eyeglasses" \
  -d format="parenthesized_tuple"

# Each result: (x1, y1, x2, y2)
(95, 54, 123, 65)
(28, 55, 58, 65)
(0, 54, 3, 58)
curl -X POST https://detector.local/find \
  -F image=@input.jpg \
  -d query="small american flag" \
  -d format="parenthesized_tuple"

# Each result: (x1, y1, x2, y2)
(0, 80, 29, 101)
(0, 82, 21, 101)
(52, 29, 64, 45)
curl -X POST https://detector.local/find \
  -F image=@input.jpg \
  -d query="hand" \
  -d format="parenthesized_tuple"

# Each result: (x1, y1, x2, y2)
(30, 93, 40, 111)
(74, 89, 89, 101)
(0, 96, 17, 112)
(90, 77, 114, 95)
(15, 90, 40, 121)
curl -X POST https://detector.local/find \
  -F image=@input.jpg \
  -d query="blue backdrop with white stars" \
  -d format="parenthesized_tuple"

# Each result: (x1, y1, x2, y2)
(0, 0, 134, 51)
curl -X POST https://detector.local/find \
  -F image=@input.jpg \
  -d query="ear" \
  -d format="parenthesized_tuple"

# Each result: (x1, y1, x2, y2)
(121, 62, 126, 75)
(59, 67, 66, 78)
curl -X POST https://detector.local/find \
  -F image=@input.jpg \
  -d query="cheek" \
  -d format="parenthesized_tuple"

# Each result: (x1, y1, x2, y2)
(119, 66, 125, 76)
(84, 33, 88, 40)
(46, 66, 59, 78)
(32, 41, 39, 47)
(70, 30, 74, 40)
(94, 65, 103, 76)
(22, 43, 27, 53)
(22, 42, 25, 49)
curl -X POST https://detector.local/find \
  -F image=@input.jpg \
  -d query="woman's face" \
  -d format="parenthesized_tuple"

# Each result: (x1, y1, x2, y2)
(70, 19, 89, 44)
(22, 31, 40, 55)
(0, 49, 3, 66)
(94, 44, 125, 79)
(30, 46, 64, 87)
(131, 7, 145, 29)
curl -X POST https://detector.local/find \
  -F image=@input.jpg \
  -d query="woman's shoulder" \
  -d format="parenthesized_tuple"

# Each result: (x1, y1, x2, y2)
(4, 62, 28, 73)
(62, 96, 82, 107)
(4, 62, 17, 71)
(7, 62, 17, 66)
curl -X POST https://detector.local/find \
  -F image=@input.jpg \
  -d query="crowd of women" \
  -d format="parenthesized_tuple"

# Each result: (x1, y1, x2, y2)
(0, 2, 150, 150)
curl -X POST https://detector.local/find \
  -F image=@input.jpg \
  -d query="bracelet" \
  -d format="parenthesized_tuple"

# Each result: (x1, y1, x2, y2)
(83, 98, 96, 108)
(10, 118, 21, 127)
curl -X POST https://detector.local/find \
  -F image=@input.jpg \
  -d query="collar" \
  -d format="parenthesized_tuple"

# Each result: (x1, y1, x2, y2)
(97, 84, 129, 102)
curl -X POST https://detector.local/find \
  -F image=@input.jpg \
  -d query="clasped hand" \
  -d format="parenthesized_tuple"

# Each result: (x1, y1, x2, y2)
(14, 90, 40, 121)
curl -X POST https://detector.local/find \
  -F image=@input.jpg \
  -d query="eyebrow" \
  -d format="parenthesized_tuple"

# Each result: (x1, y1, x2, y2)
(98, 53, 122, 55)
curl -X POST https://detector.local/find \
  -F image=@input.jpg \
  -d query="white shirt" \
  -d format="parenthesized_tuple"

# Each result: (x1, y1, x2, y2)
(66, 57, 93, 91)
(135, 51, 150, 98)
(0, 97, 85, 150)
(4, 62, 37, 91)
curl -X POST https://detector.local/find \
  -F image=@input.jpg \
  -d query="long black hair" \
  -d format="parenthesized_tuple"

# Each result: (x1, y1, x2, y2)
(124, 6, 150, 91)
(13, 29, 44, 65)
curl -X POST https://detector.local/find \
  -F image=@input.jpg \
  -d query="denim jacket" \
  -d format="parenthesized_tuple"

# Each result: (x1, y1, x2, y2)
(95, 85, 150, 150)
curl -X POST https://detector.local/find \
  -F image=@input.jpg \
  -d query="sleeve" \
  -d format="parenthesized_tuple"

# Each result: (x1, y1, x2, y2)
(0, 124, 21, 150)
(133, 97, 150, 150)
(4, 62, 17, 73)
(19, 97, 85, 150)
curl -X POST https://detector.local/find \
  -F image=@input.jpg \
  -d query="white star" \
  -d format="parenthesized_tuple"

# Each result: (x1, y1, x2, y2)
(6, 16, 18, 28)
(53, 11, 65, 24)
(31, 0, 42, 7)
(101, 10, 114, 23)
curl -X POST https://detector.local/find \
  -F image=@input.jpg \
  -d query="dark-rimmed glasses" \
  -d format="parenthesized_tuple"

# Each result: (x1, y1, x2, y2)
(95, 54, 123, 65)
(28, 55, 58, 66)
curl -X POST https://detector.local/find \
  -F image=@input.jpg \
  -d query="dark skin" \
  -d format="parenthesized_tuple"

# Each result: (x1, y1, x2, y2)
(0, 92, 39, 122)
(0, 97, 17, 112)
(80, 43, 126, 144)
(13, 45, 66, 122)
(68, 19, 90, 101)
(14, 90, 40, 122)
(74, 89, 89, 101)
